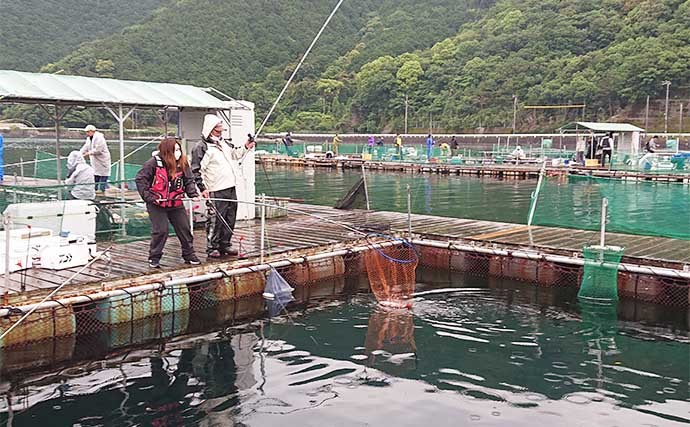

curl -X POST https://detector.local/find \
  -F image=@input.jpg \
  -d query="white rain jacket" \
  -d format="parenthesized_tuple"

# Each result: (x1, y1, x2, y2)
(80, 131, 112, 176)
(65, 151, 96, 200)
(191, 114, 248, 192)
(576, 137, 587, 152)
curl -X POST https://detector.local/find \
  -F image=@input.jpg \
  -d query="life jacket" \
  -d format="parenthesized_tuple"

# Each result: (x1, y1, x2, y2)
(600, 137, 612, 150)
(150, 156, 185, 208)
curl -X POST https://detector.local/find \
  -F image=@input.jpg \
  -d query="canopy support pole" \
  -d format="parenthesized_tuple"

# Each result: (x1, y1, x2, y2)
(104, 104, 135, 237)
(38, 104, 72, 193)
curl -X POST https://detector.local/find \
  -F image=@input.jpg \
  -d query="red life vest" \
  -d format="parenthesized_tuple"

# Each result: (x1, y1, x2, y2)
(150, 156, 185, 208)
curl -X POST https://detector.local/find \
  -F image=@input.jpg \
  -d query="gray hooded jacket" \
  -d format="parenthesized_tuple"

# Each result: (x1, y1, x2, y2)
(65, 151, 96, 199)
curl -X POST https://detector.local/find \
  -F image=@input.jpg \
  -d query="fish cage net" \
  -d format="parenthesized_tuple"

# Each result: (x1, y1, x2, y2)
(531, 174, 690, 240)
(363, 237, 418, 308)
(578, 245, 625, 303)
(417, 244, 689, 307)
(27, 151, 141, 184)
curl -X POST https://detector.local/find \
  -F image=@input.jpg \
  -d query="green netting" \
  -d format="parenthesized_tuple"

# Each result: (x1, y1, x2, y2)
(578, 245, 625, 303)
(0, 183, 65, 212)
(0, 182, 162, 243)
(592, 152, 690, 173)
(98, 203, 170, 242)
(257, 141, 576, 164)
(33, 151, 140, 183)
(531, 174, 690, 240)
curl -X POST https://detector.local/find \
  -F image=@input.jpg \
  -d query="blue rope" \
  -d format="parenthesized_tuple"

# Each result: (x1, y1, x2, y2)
(366, 233, 419, 264)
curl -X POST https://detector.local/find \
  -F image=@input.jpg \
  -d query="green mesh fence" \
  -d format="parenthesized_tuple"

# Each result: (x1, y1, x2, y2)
(257, 142, 575, 164)
(33, 151, 141, 184)
(0, 182, 159, 243)
(531, 175, 690, 240)
(578, 245, 625, 303)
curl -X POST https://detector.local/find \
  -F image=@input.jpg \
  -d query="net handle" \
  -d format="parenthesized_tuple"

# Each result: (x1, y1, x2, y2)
(366, 233, 419, 264)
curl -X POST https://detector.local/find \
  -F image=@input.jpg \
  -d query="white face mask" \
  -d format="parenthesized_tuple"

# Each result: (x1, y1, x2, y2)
(174, 147, 182, 161)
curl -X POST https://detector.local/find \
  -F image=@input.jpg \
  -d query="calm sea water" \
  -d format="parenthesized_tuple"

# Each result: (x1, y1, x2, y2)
(1, 141, 688, 425)
(0, 271, 687, 426)
(4, 138, 689, 237)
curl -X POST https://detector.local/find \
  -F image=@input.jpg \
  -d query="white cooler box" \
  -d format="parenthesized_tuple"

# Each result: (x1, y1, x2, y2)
(3, 200, 97, 244)
(0, 227, 56, 274)
(38, 235, 90, 270)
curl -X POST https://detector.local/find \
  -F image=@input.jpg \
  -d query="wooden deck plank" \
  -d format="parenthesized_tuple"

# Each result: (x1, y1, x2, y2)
(3, 202, 689, 297)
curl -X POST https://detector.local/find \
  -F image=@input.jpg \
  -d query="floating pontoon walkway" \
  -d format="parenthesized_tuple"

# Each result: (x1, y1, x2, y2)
(4, 204, 689, 307)
(257, 156, 690, 183)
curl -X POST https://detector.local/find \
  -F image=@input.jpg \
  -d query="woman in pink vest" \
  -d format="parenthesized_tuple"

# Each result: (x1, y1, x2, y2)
(135, 137, 201, 268)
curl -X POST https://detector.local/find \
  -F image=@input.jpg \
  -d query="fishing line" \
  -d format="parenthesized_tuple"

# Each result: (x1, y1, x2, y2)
(255, 0, 346, 137)
(249, 0, 346, 201)
(199, 197, 366, 236)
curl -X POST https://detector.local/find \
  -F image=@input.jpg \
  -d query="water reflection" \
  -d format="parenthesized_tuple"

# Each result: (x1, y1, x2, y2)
(0, 275, 687, 426)
(364, 306, 417, 370)
(579, 303, 619, 390)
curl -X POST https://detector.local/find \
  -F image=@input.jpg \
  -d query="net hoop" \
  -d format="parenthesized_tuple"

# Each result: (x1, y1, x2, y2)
(365, 233, 419, 264)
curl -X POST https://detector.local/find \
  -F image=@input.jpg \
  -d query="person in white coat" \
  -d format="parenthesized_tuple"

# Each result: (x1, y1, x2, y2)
(191, 114, 255, 258)
(64, 151, 95, 200)
(80, 124, 111, 192)
(575, 136, 587, 165)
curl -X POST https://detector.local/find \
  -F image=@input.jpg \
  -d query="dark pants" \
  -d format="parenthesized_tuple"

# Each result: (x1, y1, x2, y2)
(576, 151, 585, 165)
(95, 175, 108, 191)
(147, 203, 195, 262)
(600, 150, 611, 166)
(206, 187, 238, 254)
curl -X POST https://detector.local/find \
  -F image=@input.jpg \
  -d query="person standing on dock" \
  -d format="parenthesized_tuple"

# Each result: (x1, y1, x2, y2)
(135, 137, 201, 268)
(598, 132, 614, 166)
(425, 134, 435, 161)
(395, 133, 403, 160)
(367, 136, 375, 154)
(450, 136, 459, 157)
(80, 125, 111, 194)
(645, 135, 659, 153)
(192, 114, 255, 259)
(282, 132, 294, 156)
(575, 136, 587, 166)
(332, 133, 342, 156)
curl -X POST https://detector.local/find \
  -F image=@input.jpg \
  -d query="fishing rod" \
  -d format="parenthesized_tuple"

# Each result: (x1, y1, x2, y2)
(255, 0, 346, 137)
(243, 0, 347, 200)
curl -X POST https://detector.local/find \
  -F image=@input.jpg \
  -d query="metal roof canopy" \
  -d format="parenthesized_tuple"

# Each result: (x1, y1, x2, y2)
(559, 121, 645, 133)
(0, 70, 228, 109)
(559, 122, 646, 160)
(0, 71, 235, 235)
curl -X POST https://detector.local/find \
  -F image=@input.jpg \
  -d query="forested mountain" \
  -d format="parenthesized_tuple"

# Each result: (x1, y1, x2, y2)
(338, 0, 690, 132)
(2, 0, 689, 132)
(0, 0, 171, 71)
(44, 0, 479, 97)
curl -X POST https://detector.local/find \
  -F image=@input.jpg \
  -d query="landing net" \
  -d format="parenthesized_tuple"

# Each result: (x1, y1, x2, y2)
(364, 235, 418, 308)
(578, 245, 625, 303)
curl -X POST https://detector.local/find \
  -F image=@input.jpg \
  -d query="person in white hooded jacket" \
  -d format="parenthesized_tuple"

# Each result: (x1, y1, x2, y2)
(65, 150, 96, 200)
(191, 114, 255, 258)
(80, 125, 111, 192)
